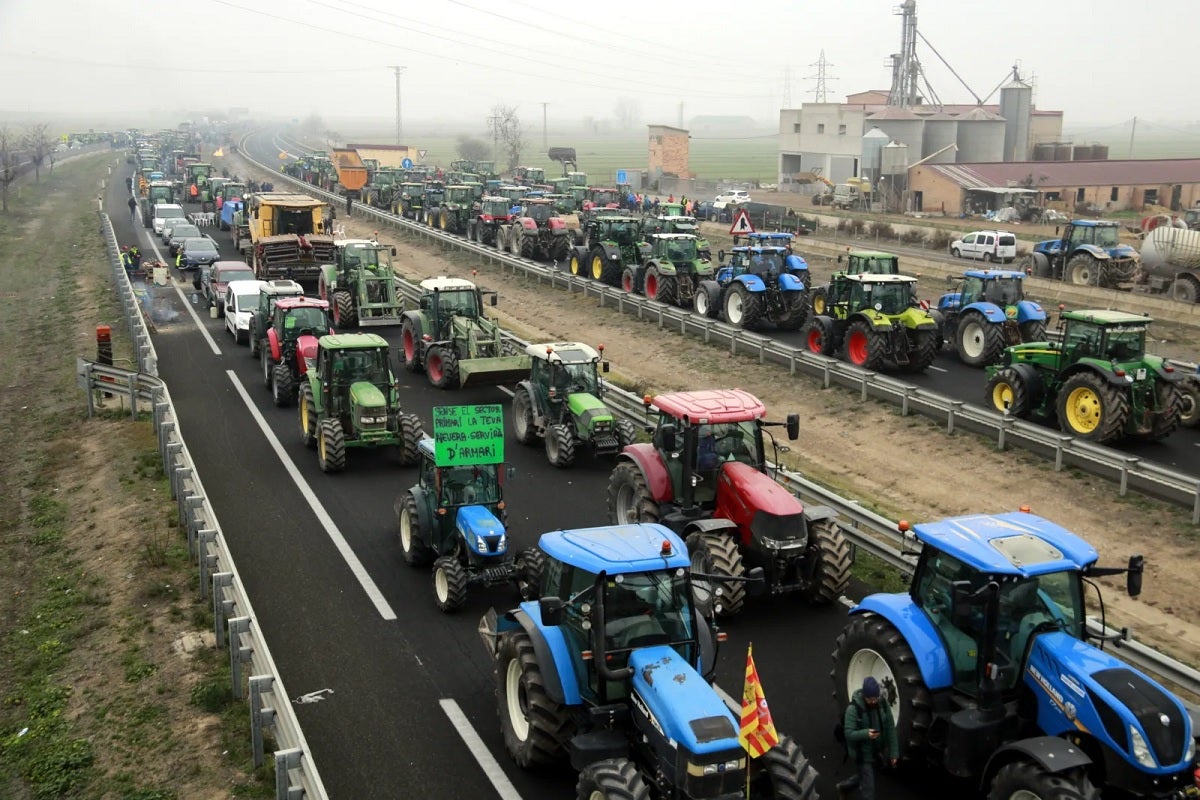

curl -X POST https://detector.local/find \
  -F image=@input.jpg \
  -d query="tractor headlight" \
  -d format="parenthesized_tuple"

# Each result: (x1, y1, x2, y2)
(474, 535, 488, 552)
(687, 757, 744, 776)
(1186, 735, 1195, 763)
(1130, 725, 1156, 768)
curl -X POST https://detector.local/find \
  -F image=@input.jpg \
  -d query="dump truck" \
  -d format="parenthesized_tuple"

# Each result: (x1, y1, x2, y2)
(331, 148, 369, 199)
(246, 193, 336, 282)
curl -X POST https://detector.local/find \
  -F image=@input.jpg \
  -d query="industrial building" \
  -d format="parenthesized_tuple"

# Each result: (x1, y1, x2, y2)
(647, 124, 692, 180)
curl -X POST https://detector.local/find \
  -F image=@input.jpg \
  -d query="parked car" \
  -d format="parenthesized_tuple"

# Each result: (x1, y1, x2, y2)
(714, 189, 751, 205)
(950, 230, 1018, 263)
(177, 237, 220, 271)
(193, 260, 255, 316)
(224, 280, 268, 344)
(151, 202, 186, 235)
(164, 222, 203, 254)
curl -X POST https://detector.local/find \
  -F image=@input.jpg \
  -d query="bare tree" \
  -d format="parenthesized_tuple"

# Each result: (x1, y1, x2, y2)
(0, 127, 18, 213)
(301, 113, 324, 135)
(23, 123, 53, 183)
(487, 105, 523, 172)
(614, 97, 641, 130)
(456, 135, 489, 163)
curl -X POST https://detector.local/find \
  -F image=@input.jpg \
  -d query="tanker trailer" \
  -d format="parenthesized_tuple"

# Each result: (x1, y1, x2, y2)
(1134, 226, 1200, 302)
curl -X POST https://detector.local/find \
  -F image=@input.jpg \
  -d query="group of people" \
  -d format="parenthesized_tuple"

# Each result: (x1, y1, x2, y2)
(620, 192, 702, 217)
(119, 245, 142, 275)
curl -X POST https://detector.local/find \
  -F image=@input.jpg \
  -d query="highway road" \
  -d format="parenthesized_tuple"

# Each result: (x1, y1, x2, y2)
(108, 165, 933, 799)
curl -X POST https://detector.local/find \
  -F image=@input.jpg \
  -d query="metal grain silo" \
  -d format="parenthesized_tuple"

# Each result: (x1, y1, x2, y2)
(999, 76, 1033, 161)
(866, 107, 925, 155)
(881, 140, 909, 176)
(956, 106, 1006, 162)
(1073, 145, 1095, 160)
(920, 112, 959, 163)
(1054, 143, 1073, 161)
(1033, 143, 1056, 161)
(1092, 144, 1109, 160)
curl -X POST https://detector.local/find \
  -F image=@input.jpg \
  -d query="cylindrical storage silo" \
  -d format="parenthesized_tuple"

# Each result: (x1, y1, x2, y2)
(956, 107, 1006, 162)
(861, 126, 890, 182)
(1033, 143, 1056, 161)
(866, 107, 925, 156)
(921, 113, 959, 163)
(1054, 143, 1073, 161)
(881, 141, 909, 176)
(1073, 145, 1094, 160)
(999, 77, 1033, 161)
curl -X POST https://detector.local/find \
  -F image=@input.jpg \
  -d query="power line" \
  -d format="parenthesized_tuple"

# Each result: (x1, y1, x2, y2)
(0, 51, 375, 74)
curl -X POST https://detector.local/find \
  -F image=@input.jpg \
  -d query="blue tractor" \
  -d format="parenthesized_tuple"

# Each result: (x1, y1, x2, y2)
(832, 510, 1198, 799)
(480, 523, 819, 799)
(1026, 220, 1141, 289)
(395, 437, 543, 612)
(933, 269, 1048, 367)
(695, 237, 809, 330)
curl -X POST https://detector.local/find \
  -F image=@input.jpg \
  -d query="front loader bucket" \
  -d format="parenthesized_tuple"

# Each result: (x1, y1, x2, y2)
(457, 355, 531, 388)
(355, 304, 405, 327)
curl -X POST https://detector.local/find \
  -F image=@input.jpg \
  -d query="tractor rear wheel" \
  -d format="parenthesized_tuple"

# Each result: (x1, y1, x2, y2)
(1019, 319, 1047, 343)
(432, 557, 468, 613)
(589, 248, 607, 282)
(261, 347, 274, 388)
(439, 208, 450, 231)
(752, 736, 818, 800)
(317, 418, 346, 473)
(299, 384, 318, 449)
(1146, 381, 1183, 441)
(426, 346, 459, 389)
(798, 519, 851, 605)
(1067, 253, 1101, 286)
(574, 759, 650, 800)
(694, 280, 721, 318)
(550, 236, 569, 263)
(520, 235, 535, 259)
(545, 423, 576, 468)
(497, 631, 573, 768)
(514, 547, 545, 601)
(955, 311, 1005, 366)
(831, 612, 933, 764)
(615, 418, 637, 449)
(401, 320, 422, 373)
(333, 289, 357, 329)
(398, 494, 434, 568)
(987, 761, 1099, 800)
(607, 463, 659, 525)
(724, 283, 762, 329)
(513, 389, 538, 445)
(249, 324, 261, 357)
(1057, 372, 1129, 443)
(777, 291, 809, 330)
(397, 413, 424, 465)
(986, 367, 1032, 418)
(272, 363, 295, 407)
(844, 320, 885, 370)
(620, 267, 637, 294)
(686, 532, 746, 619)
(1178, 378, 1200, 428)
(809, 287, 828, 316)
(801, 316, 839, 356)
(902, 329, 939, 373)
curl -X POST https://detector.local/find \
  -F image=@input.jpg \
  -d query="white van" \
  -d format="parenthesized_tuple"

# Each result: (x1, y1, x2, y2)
(950, 230, 1018, 263)
(152, 203, 186, 236)
(224, 279, 267, 345)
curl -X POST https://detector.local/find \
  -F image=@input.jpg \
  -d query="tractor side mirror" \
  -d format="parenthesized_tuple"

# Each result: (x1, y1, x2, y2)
(506, 465, 517, 480)
(1127, 554, 1144, 597)
(391, 247, 397, 256)
(746, 567, 767, 597)
(490, 294, 498, 307)
(538, 596, 564, 626)
(420, 296, 430, 310)
(945, 274, 956, 287)
(785, 414, 799, 441)
(602, 361, 610, 373)
(656, 423, 677, 453)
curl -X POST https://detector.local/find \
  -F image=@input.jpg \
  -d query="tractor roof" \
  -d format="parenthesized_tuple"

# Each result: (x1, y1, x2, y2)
(651, 233, 697, 240)
(420, 276, 477, 292)
(539, 524, 690, 575)
(1071, 220, 1121, 228)
(252, 193, 326, 208)
(651, 389, 767, 424)
(912, 511, 1099, 577)
(319, 332, 388, 349)
(417, 436, 435, 458)
(276, 297, 329, 310)
(1061, 309, 1152, 326)
(845, 273, 917, 285)
(335, 238, 378, 248)
(523, 198, 554, 205)
(260, 279, 304, 296)
(525, 342, 602, 364)
(963, 269, 1025, 280)
(747, 232, 795, 241)
(848, 251, 899, 259)
(731, 246, 788, 255)
(598, 215, 641, 223)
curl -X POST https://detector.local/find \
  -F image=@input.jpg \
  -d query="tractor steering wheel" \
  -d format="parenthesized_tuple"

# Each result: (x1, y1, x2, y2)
(298, 328, 316, 337)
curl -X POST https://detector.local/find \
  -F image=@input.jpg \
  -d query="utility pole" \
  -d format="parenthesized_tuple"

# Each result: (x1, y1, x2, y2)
(541, 102, 548, 149)
(1128, 116, 1137, 159)
(807, 50, 836, 103)
(391, 66, 406, 145)
(488, 114, 501, 162)
(678, 102, 684, 128)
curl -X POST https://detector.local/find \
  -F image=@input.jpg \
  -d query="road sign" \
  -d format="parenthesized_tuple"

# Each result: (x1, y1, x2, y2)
(616, 169, 627, 184)
(417, 149, 428, 159)
(729, 208, 755, 235)
(402, 158, 413, 169)
(432, 404, 504, 467)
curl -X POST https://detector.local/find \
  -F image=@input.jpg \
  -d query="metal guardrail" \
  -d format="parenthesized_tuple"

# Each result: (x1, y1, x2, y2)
(97, 210, 329, 800)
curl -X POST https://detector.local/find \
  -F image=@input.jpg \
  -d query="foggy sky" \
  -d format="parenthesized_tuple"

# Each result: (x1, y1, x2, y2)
(0, 0, 1193, 134)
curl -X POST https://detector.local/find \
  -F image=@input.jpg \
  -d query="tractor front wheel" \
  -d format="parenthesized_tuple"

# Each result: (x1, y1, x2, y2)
(843, 319, 885, 370)
(752, 736, 819, 800)
(317, 418, 347, 473)
(299, 384, 318, 449)
(1057, 372, 1129, 443)
(809, 287, 828, 316)
(401, 320, 422, 373)
(432, 556, 468, 613)
(497, 631, 573, 768)
(607, 463, 659, 525)
(1019, 319, 1047, 343)
(514, 547, 545, 601)
(801, 316, 839, 356)
(426, 346, 459, 389)
(798, 519, 851, 605)
(956, 311, 1005, 366)
(902, 329, 939, 373)
(575, 759, 650, 800)
(620, 267, 637, 294)
(685, 531, 746, 618)
(985, 367, 1033, 418)
(398, 494, 434, 568)
(397, 413, 424, 465)
(272, 363, 295, 407)
(615, 418, 638, 449)
(261, 347, 274, 388)
(986, 761, 1099, 800)
(777, 290, 809, 330)
(544, 423, 576, 468)
(694, 280, 721, 319)
(1178, 378, 1200, 428)
(333, 289, 357, 329)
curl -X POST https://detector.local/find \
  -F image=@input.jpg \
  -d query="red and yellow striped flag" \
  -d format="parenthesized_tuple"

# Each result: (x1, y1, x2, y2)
(738, 643, 779, 758)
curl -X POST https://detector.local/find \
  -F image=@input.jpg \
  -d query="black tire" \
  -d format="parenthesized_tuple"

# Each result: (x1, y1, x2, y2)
(843, 319, 885, 370)
(655, 274, 679, 306)
(1056, 371, 1129, 443)
(513, 389, 538, 445)
(574, 758, 650, 800)
(685, 531, 746, 618)
(333, 289, 357, 329)
(249, 323, 260, 357)
(1019, 319, 1047, 343)
(261, 346, 274, 388)
(798, 519, 851, 605)
(520, 235, 535, 260)
(568, 248, 585, 277)
(752, 735, 819, 800)
(1067, 253, 1100, 286)
(831, 612, 933, 763)
(620, 266, 638, 294)
(955, 311, 1006, 367)
(694, 280, 721, 319)
(809, 287, 828, 317)
(272, 362, 295, 407)
(401, 320, 422, 373)
(902, 329, 939, 373)
(426, 346, 459, 389)
(801, 316, 839, 356)
(317, 418, 346, 473)
(607, 462, 659, 524)
(777, 291, 808, 330)
(615, 418, 637, 449)
(1170, 276, 1200, 303)
(432, 556, 468, 612)
(550, 236, 569, 263)
(1146, 381, 1183, 441)
(951, 247, 961, 258)
(398, 413, 424, 465)
(643, 266, 671, 304)
(545, 423, 576, 468)
(724, 283, 762, 329)
(299, 383, 318, 449)
(398, 494, 435, 568)
(496, 631, 574, 768)
(514, 547, 545, 601)
(986, 367, 1032, 418)
(1178, 377, 1200, 428)
(986, 761, 1099, 800)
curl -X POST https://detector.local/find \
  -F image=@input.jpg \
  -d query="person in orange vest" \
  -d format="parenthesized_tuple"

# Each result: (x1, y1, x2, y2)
(189, 183, 198, 200)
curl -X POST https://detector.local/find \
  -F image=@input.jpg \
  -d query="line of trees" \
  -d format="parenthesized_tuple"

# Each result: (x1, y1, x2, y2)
(0, 123, 58, 213)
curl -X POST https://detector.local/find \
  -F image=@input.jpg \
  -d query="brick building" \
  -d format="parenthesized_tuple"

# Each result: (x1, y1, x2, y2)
(648, 125, 691, 180)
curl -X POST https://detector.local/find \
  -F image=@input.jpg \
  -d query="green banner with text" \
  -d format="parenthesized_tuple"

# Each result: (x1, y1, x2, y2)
(432, 404, 504, 467)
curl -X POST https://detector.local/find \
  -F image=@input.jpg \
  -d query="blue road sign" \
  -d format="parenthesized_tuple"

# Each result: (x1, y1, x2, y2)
(402, 158, 414, 169)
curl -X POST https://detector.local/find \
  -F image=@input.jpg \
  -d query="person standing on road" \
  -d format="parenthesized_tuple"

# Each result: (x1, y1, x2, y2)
(837, 676, 898, 800)
(128, 196, 138, 220)
(346, 194, 353, 217)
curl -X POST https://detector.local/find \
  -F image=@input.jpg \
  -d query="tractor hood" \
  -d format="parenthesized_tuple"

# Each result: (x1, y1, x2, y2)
(1026, 631, 1193, 771)
(717, 461, 805, 517)
(457, 505, 507, 556)
(628, 645, 742, 757)
(349, 381, 386, 409)
(715, 462, 808, 547)
(567, 392, 614, 428)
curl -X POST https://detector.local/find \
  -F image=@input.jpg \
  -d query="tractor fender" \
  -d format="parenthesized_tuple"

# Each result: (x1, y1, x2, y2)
(598, 242, 623, 263)
(1004, 363, 1045, 404)
(1014, 300, 1046, 323)
(318, 263, 338, 300)
(266, 327, 282, 361)
(617, 445, 674, 503)
(802, 504, 838, 524)
(981, 736, 1092, 792)
(937, 291, 963, 313)
(1061, 361, 1136, 389)
(734, 274, 767, 293)
(850, 594, 954, 690)
(505, 605, 581, 705)
(963, 301, 1009, 324)
(681, 517, 738, 537)
(649, 258, 677, 276)
(1070, 244, 1111, 261)
(296, 334, 320, 366)
(715, 267, 734, 284)
(785, 254, 809, 271)
(777, 272, 805, 292)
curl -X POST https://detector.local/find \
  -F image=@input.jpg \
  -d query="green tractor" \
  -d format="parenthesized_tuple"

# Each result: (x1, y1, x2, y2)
(433, 184, 474, 234)
(298, 333, 424, 473)
(567, 213, 647, 287)
(511, 342, 638, 468)
(800, 273, 940, 373)
(393, 182, 426, 219)
(808, 250, 900, 317)
(421, 181, 446, 225)
(399, 277, 531, 390)
(984, 309, 1184, 443)
(643, 213, 712, 260)
(619, 233, 715, 309)
(317, 239, 404, 328)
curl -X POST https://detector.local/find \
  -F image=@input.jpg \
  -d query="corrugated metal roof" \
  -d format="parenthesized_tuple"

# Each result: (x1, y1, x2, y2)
(924, 159, 1200, 187)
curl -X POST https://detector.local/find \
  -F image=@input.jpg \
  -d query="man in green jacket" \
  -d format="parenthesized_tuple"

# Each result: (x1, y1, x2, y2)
(837, 676, 899, 800)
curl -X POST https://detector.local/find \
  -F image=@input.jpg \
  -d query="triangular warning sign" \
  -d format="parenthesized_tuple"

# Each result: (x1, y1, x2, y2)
(418, 149, 428, 159)
(729, 208, 755, 235)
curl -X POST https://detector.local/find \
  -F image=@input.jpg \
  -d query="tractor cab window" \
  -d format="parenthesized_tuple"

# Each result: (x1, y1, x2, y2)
(663, 239, 697, 262)
(603, 569, 696, 673)
(854, 281, 909, 315)
(748, 250, 783, 274)
(914, 550, 986, 693)
(1102, 326, 1146, 361)
(524, 203, 553, 222)
(959, 276, 984, 305)
(1063, 323, 1102, 360)
(1093, 226, 1119, 248)
(434, 289, 479, 319)
(983, 277, 1021, 306)
(345, 246, 380, 270)
(331, 349, 386, 384)
(446, 187, 471, 203)
(483, 199, 509, 216)
(605, 222, 636, 245)
(282, 307, 328, 337)
(437, 463, 500, 507)
(996, 570, 1084, 674)
(275, 207, 314, 236)
(553, 362, 597, 395)
(695, 421, 759, 473)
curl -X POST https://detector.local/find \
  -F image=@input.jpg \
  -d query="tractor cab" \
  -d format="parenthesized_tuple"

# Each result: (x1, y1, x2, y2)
(837, 250, 900, 276)
(736, 231, 795, 253)
(845, 274, 918, 316)
(414, 437, 507, 520)
(419, 277, 492, 330)
(650, 233, 700, 265)
(273, 297, 330, 342)
(944, 270, 1026, 310)
(1058, 311, 1148, 365)
(726, 246, 786, 277)
(444, 184, 473, 205)
(315, 334, 395, 436)
(254, 279, 305, 321)
(479, 196, 512, 221)
(527, 342, 607, 403)
(596, 216, 641, 247)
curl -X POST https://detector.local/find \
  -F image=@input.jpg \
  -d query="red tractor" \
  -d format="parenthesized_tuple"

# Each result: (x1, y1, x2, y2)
(606, 389, 851, 618)
(261, 296, 332, 407)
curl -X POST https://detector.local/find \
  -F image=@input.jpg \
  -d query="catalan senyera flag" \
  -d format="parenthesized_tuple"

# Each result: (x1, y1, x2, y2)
(738, 643, 779, 758)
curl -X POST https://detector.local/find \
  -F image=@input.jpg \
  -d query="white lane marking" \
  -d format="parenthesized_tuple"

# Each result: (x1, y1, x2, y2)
(226, 370, 398, 621)
(143, 235, 223, 355)
(928, 365, 948, 373)
(439, 698, 524, 800)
